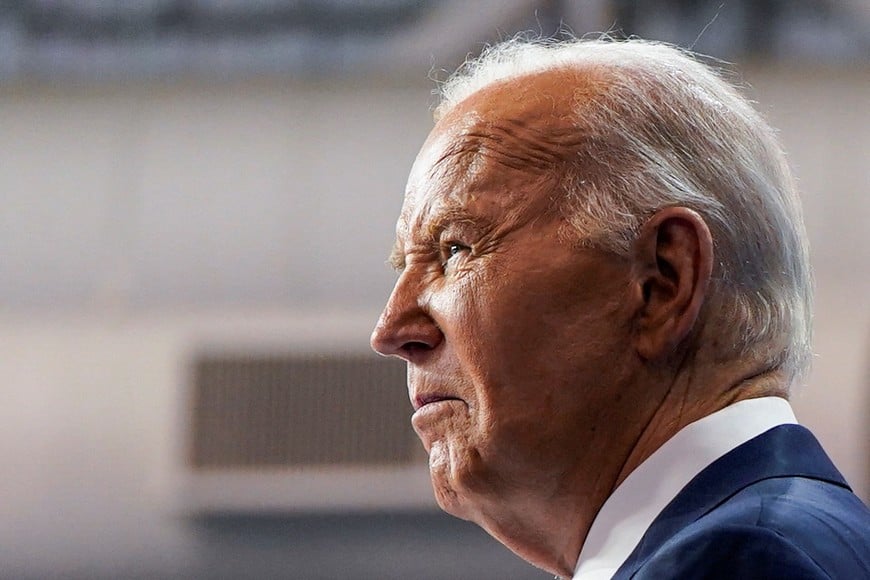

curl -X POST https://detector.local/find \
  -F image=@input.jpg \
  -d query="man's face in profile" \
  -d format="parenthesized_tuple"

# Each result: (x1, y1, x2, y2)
(371, 72, 640, 527)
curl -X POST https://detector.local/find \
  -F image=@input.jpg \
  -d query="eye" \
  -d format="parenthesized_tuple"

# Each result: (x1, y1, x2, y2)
(448, 243, 467, 257)
(442, 241, 470, 264)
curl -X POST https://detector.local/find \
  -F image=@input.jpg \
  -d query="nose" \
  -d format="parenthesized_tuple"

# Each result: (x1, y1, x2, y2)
(370, 273, 443, 363)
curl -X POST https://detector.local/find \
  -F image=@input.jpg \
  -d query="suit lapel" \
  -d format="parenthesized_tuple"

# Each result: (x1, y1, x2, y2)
(614, 424, 850, 578)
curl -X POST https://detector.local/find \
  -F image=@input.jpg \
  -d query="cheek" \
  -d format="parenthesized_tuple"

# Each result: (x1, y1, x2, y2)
(425, 275, 493, 389)
(426, 273, 478, 327)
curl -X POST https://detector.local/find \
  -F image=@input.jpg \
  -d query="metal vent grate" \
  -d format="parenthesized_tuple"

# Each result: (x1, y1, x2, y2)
(189, 353, 416, 469)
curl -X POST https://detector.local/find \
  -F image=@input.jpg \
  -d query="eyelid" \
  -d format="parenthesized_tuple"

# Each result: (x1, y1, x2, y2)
(440, 240, 471, 266)
(447, 241, 469, 254)
(437, 222, 477, 263)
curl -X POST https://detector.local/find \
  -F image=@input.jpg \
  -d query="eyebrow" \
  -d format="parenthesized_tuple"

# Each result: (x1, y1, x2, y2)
(388, 242, 405, 271)
(387, 205, 490, 271)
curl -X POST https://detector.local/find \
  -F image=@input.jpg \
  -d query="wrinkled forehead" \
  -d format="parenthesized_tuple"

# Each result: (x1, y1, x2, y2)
(399, 68, 595, 234)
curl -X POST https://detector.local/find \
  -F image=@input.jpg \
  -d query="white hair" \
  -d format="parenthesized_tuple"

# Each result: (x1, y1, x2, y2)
(436, 37, 813, 384)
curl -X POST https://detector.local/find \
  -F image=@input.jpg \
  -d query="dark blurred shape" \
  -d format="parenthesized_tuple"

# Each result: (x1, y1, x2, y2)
(190, 352, 412, 469)
(609, 0, 869, 62)
(190, 512, 552, 579)
(0, 0, 867, 82)
(14, 0, 432, 39)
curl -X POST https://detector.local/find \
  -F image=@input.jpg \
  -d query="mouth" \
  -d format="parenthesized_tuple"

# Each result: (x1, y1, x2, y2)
(413, 393, 463, 411)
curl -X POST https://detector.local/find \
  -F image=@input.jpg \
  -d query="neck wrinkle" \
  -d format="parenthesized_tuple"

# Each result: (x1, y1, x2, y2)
(614, 360, 789, 491)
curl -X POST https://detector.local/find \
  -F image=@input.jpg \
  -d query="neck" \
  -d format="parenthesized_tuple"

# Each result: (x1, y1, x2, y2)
(614, 360, 790, 489)
(473, 489, 598, 578)
(480, 359, 791, 579)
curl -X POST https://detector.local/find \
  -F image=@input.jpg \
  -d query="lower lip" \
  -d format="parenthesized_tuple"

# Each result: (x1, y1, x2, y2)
(411, 399, 462, 423)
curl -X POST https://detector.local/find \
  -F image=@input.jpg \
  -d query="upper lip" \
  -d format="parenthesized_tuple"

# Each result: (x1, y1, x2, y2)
(412, 393, 463, 411)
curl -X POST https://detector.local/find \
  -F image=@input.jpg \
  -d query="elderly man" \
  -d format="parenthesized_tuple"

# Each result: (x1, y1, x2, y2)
(370, 38, 870, 579)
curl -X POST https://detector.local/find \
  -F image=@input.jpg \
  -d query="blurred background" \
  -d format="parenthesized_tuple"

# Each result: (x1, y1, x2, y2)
(0, 1, 867, 579)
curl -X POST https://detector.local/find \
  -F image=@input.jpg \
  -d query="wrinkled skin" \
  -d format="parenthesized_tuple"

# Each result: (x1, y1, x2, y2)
(370, 69, 779, 577)
(371, 70, 653, 575)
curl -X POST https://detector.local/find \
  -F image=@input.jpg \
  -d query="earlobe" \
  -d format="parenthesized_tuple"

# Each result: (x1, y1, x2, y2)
(631, 207, 713, 361)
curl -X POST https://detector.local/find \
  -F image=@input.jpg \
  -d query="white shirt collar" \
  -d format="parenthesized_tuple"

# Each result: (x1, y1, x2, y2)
(572, 396, 798, 580)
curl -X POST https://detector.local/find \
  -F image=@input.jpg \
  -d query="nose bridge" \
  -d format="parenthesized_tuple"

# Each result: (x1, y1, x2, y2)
(374, 268, 422, 338)
(371, 267, 438, 357)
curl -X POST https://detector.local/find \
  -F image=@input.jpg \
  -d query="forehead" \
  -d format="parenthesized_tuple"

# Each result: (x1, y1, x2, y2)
(399, 68, 596, 236)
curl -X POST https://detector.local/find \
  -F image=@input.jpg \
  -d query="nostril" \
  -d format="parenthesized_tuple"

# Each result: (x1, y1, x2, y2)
(370, 307, 443, 360)
(402, 341, 432, 354)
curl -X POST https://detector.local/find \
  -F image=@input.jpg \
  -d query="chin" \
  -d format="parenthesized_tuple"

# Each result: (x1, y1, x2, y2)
(425, 444, 473, 520)
(429, 469, 480, 522)
(430, 457, 505, 526)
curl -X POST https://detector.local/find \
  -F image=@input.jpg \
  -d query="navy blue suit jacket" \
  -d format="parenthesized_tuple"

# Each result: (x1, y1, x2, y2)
(613, 425, 870, 579)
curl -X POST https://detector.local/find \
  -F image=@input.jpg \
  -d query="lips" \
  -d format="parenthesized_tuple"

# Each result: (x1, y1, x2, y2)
(413, 393, 463, 411)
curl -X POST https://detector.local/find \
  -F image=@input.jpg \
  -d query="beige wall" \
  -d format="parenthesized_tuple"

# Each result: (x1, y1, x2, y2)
(0, 68, 867, 574)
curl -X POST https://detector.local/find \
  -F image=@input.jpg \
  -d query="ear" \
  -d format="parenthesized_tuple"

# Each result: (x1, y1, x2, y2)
(630, 207, 713, 361)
